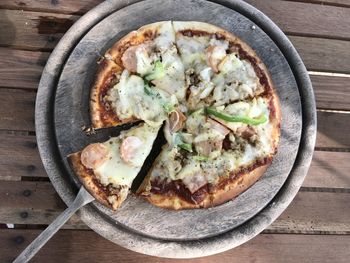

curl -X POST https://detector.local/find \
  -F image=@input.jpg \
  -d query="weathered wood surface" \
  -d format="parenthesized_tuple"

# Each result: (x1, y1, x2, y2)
(305, 151, 350, 189)
(0, 48, 49, 89)
(0, 8, 350, 73)
(289, 36, 350, 74)
(2, 92, 349, 149)
(1, 0, 350, 39)
(0, 88, 36, 131)
(0, 0, 104, 15)
(246, 0, 350, 40)
(2, 132, 349, 189)
(289, 0, 350, 7)
(310, 74, 350, 110)
(0, 133, 46, 181)
(316, 111, 350, 149)
(1, 48, 350, 110)
(0, 9, 78, 51)
(0, 0, 349, 261)
(1, 179, 349, 234)
(1, 230, 350, 263)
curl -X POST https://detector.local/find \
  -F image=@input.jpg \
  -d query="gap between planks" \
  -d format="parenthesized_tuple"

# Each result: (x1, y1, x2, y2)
(284, 0, 350, 9)
(1, 4, 350, 52)
(1, 230, 350, 263)
(0, 178, 349, 234)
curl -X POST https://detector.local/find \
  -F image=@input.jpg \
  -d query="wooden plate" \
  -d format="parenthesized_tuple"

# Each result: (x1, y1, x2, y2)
(36, 0, 315, 257)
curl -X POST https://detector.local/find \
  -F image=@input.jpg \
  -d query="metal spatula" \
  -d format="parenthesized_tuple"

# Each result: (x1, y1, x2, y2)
(13, 187, 95, 263)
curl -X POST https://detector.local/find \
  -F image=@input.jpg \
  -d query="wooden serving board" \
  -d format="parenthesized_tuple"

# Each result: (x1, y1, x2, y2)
(35, 0, 315, 258)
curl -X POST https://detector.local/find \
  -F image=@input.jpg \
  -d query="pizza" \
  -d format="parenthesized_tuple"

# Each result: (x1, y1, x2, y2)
(68, 21, 281, 210)
(68, 123, 160, 210)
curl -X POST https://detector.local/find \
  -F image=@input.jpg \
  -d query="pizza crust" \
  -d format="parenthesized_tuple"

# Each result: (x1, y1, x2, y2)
(90, 22, 169, 129)
(139, 164, 268, 210)
(68, 152, 128, 210)
(137, 22, 281, 210)
(82, 21, 282, 210)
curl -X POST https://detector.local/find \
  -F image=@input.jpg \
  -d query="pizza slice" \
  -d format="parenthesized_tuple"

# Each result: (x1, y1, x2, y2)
(138, 95, 280, 209)
(90, 21, 186, 129)
(173, 21, 271, 111)
(137, 22, 281, 209)
(69, 21, 281, 211)
(68, 123, 160, 210)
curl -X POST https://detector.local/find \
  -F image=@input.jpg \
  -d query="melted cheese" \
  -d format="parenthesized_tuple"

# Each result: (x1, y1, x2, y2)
(108, 70, 177, 126)
(213, 58, 261, 106)
(94, 124, 160, 187)
(135, 48, 154, 76)
(101, 22, 277, 195)
(212, 97, 273, 156)
(154, 21, 175, 51)
(152, 47, 186, 100)
(176, 34, 209, 71)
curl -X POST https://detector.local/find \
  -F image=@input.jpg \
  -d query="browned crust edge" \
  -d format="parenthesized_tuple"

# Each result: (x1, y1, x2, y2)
(90, 22, 166, 129)
(138, 22, 282, 210)
(67, 152, 126, 211)
(90, 59, 124, 129)
(139, 165, 269, 210)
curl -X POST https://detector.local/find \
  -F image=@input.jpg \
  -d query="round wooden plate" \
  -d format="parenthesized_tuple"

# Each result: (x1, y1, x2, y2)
(36, 0, 316, 258)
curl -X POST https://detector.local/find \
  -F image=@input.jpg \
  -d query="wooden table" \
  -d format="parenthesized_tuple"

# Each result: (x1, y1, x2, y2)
(0, 0, 349, 262)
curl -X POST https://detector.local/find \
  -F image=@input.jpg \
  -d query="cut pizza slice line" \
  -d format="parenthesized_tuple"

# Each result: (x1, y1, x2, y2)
(68, 123, 161, 210)
(69, 21, 281, 211)
(90, 21, 186, 129)
(137, 93, 280, 210)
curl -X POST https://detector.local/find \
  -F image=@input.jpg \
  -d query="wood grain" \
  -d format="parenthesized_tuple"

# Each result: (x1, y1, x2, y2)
(1, 230, 349, 263)
(1, 180, 349, 234)
(0, 0, 104, 15)
(1, 0, 350, 38)
(2, 48, 350, 109)
(0, 88, 35, 131)
(1, 89, 349, 149)
(290, 36, 350, 73)
(268, 191, 350, 234)
(1, 10, 350, 74)
(0, 181, 65, 210)
(290, 0, 350, 8)
(310, 74, 350, 110)
(0, 9, 78, 51)
(305, 151, 350, 189)
(316, 111, 350, 149)
(0, 48, 49, 89)
(0, 133, 46, 180)
(246, 0, 350, 40)
(1, 133, 350, 190)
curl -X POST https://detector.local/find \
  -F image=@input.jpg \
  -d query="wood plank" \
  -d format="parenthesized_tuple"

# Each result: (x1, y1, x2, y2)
(2, 49, 350, 111)
(305, 151, 350, 189)
(1, 181, 349, 234)
(246, 0, 350, 40)
(1, 230, 349, 263)
(0, 110, 349, 181)
(267, 191, 350, 234)
(290, 36, 350, 74)
(0, 48, 49, 89)
(0, 133, 47, 180)
(310, 74, 350, 110)
(0, 9, 78, 51)
(290, 0, 350, 8)
(0, 181, 65, 210)
(1, 11, 350, 74)
(2, 89, 349, 149)
(1, 132, 350, 187)
(316, 111, 350, 149)
(0, 0, 104, 15)
(0, 88, 35, 131)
